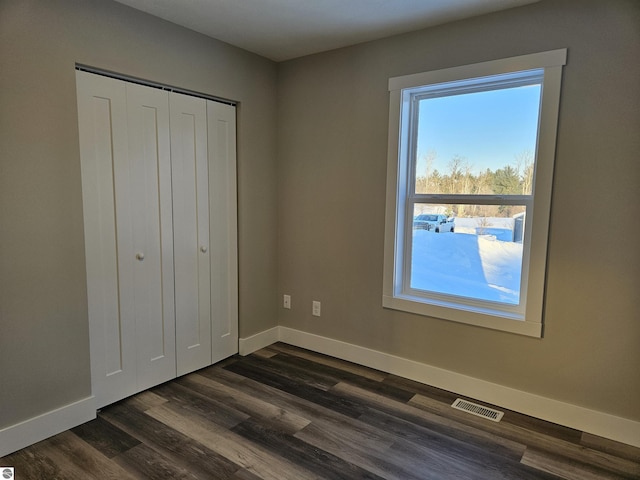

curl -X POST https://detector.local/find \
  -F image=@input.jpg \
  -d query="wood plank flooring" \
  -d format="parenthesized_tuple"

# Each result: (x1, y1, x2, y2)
(2, 343, 639, 479)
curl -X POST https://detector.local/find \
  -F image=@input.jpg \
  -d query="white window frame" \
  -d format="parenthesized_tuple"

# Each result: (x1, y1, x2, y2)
(383, 49, 566, 337)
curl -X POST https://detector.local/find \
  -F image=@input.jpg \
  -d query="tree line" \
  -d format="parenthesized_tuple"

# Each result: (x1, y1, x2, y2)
(416, 152, 533, 218)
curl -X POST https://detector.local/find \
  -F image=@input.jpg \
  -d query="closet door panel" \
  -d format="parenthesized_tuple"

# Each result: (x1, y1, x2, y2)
(207, 101, 239, 363)
(126, 83, 176, 390)
(170, 92, 212, 375)
(76, 71, 137, 408)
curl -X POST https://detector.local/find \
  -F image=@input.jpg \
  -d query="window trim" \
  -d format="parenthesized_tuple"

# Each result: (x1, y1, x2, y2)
(383, 49, 566, 337)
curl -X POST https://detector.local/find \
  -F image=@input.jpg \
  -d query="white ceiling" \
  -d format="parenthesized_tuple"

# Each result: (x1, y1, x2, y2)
(114, 0, 539, 62)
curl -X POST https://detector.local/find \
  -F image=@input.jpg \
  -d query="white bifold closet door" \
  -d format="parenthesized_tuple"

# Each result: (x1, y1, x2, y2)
(76, 70, 238, 409)
(208, 100, 239, 365)
(127, 83, 177, 393)
(169, 93, 211, 376)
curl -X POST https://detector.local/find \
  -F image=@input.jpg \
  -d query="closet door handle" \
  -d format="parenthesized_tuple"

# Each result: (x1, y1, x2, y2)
(200, 246, 208, 254)
(135, 252, 145, 261)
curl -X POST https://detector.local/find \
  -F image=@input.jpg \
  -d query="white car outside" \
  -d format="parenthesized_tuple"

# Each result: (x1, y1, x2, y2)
(413, 214, 455, 233)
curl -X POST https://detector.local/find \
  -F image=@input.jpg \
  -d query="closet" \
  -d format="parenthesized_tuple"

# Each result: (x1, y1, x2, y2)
(76, 70, 238, 408)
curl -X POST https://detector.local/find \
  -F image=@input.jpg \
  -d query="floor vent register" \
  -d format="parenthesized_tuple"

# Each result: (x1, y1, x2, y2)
(451, 398, 504, 422)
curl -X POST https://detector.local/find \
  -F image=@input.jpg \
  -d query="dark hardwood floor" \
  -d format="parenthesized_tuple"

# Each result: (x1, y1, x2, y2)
(2, 343, 639, 479)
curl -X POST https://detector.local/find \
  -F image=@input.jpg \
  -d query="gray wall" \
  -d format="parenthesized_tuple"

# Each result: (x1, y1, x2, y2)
(277, 0, 640, 421)
(0, 0, 278, 428)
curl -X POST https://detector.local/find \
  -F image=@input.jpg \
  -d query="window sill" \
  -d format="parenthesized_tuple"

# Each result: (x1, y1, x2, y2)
(382, 294, 542, 337)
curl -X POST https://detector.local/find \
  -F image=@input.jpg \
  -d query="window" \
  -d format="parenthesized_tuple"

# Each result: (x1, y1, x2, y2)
(383, 50, 566, 337)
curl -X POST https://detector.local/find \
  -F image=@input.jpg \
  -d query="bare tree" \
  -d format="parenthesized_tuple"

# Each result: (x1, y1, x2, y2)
(477, 216, 492, 235)
(515, 150, 535, 195)
(445, 156, 474, 216)
(415, 150, 438, 194)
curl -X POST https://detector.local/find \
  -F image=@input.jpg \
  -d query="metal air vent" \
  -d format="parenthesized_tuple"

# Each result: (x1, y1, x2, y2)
(451, 398, 504, 422)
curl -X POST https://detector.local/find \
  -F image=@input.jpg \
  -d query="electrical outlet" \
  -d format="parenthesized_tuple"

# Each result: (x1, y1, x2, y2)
(283, 294, 291, 309)
(312, 300, 321, 317)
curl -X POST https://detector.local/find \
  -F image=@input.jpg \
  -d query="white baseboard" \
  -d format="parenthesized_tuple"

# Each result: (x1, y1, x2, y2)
(241, 326, 640, 449)
(238, 326, 280, 356)
(0, 396, 95, 458)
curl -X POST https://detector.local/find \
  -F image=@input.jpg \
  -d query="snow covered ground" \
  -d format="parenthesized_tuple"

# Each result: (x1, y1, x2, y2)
(453, 216, 516, 241)
(410, 229, 523, 305)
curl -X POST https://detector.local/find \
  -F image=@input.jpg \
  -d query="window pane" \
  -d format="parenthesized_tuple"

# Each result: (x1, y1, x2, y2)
(410, 204, 526, 305)
(414, 85, 541, 195)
